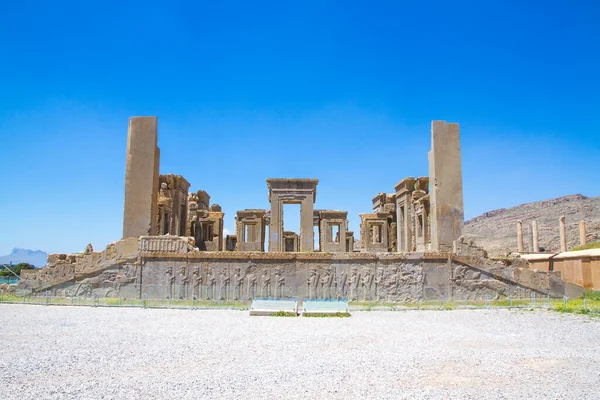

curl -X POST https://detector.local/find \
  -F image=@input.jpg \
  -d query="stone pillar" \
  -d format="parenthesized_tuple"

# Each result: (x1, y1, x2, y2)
(269, 196, 283, 252)
(122, 116, 160, 239)
(579, 221, 587, 246)
(300, 197, 314, 252)
(517, 220, 524, 253)
(559, 216, 567, 252)
(531, 220, 539, 253)
(428, 121, 464, 252)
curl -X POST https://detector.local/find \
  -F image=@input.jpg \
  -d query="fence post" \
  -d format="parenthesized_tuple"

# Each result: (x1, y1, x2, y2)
(23, 291, 27, 304)
(45, 291, 50, 306)
(584, 298, 587, 312)
(563, 296, 568, 309)
(547, 294, 551, 308)
(509, 294, 513, 309)
(70, 294, 74, 305)
(464, 295, 467, 308)
(485, 295, 491, 309)
(142, 293, 148, 309)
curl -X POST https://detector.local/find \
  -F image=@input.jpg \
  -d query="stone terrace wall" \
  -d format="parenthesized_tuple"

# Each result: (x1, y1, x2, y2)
(19, 236, 573, 300)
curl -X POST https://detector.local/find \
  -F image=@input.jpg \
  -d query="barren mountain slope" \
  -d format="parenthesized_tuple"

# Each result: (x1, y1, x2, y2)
(464, 194, 600, 255)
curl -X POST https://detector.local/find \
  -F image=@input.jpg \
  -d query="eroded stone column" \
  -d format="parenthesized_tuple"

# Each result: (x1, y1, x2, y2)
(559, 216, 567, 252)
(579, 220, 587, 246)
(531, 220, 539, 253)
(123, 116, 160, 239)
(517, 220, 524, 253)
(428, 121, 464, 252)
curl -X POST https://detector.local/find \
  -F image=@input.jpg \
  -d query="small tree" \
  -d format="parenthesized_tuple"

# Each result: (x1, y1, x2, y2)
(14, 263, 34, 276)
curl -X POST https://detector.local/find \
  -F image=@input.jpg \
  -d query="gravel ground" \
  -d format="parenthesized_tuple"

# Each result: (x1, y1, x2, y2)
(1, 305, 599, 399)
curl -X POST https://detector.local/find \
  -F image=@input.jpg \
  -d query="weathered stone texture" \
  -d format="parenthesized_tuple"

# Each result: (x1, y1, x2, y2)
(123, 116, 160, 239)
(428, 121, 464, 252)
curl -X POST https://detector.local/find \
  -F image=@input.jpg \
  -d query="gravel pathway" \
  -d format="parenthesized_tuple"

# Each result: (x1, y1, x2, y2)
(1, 305, 599, 399)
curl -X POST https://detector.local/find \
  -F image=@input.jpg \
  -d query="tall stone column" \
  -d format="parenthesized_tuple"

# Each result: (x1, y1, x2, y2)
(300, 197, 314, 252)
(269, 196, 283, 252)
(579, 221, 587, 246)
(122, 116, 160, 239)
(517, 220, 524, 253)
(531, 220, 539, 252)
(428, 121, 464, 252)
(559, 216, 567, 252)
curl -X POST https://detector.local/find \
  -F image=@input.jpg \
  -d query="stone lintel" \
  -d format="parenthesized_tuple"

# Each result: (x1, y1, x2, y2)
(318, 210, 348, 219)
(394, 177, 416, 194)
(159, 174, 190, 192)
(237, 209, 266, 219)
(196, 190, 211, 208)
(415, 176, 429, 192)
(267, 178, 319, 202)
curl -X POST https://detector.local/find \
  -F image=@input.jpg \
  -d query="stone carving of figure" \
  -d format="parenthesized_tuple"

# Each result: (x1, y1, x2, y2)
(261, 270, 271, 298)
(233, 268, 243, 300)
(307, 269, 318, 299)
(387, 267, 399, 302)
(247, 273, 257, 299)
(374, 267, 384, 301)
(192, 267, 202, 299)
(349, 267, 358, 301)
(84, 243, 93, 255)
(361, 267, 372, 301)
(165, 267, 175, 299)
(275, 268, 285, 298)
(206, 267, 216, 300)
(179, 266, 188, 299)
(335, 271, 346, 299)
(219, 269, 230, 300)
(320, 269, 332, 299)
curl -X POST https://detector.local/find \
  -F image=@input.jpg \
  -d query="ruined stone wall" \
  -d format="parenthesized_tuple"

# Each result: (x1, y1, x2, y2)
(19, 235, 572, 301)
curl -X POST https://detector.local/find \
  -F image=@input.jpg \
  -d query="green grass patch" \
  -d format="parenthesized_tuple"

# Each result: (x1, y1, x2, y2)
(570, 241, 600, 251)
(303, 312, 351, 318)
(271, 311, 298, 317)
(584, 291, 600, 301)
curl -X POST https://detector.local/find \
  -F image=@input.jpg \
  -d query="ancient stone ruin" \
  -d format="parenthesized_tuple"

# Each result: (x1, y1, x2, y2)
(18, 117, 583, 301)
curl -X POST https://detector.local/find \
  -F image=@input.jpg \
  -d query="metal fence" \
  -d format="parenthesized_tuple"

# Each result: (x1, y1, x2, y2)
(1, 285, 599, 315)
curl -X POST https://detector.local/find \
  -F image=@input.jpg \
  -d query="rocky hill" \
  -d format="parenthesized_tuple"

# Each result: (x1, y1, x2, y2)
(464, 194, 600, 255)
(0, 248, 48, 267)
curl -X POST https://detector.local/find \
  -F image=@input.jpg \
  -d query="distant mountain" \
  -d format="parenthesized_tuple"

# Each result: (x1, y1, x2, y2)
(464, 194, 600, 256)
(0, 248, 48, 268)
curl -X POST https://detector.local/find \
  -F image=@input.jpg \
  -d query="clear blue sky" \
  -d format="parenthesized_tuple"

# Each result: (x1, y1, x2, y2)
(1, 1, 599, 256)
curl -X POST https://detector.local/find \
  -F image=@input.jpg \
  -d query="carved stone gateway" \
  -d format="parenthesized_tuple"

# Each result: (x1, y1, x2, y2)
(318, 210, 348, 253)
(236, 209, 267, 252)
(157, 174, 190, 236)
(267, 179, 318, 252)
